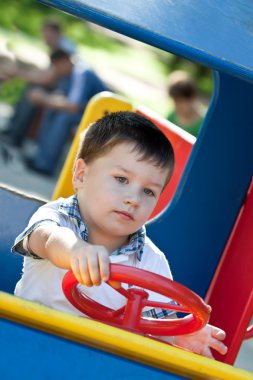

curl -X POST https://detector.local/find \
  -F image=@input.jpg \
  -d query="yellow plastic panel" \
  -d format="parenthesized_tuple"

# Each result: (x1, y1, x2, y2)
(1, 292, 252, 380)
(52, 91, 133, 200)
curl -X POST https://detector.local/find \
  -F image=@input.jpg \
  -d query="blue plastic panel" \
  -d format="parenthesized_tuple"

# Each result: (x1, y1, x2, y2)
(1, 319, 187, 380)
(0, 186, 44, 293)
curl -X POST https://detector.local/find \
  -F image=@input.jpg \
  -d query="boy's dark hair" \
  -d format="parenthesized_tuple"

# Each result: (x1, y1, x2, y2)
(168, 71, 197, 100)
(76, 111, 174, 184)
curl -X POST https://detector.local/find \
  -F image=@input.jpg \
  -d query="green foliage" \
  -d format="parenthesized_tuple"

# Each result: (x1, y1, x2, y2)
(0, 1, 49, 35)
(0, 78, 26, 105)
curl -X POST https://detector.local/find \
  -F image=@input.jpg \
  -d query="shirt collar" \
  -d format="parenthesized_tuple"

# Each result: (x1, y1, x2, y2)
(58, 195, 145, 261)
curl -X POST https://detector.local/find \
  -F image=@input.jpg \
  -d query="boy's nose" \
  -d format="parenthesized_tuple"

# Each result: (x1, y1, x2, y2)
(124, 193, 140, 207)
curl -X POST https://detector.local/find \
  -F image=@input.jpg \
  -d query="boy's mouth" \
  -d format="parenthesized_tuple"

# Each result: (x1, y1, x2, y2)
(115, 210, 134, 221)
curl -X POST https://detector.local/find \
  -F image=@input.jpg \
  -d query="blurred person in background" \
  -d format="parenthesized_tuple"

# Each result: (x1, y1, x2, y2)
(167, 70, 204, 137)
(1, 19, 77, 142)
(23, 49, 110, 176)
(42, 19, 76, 56)
(12, 19, 76, 87)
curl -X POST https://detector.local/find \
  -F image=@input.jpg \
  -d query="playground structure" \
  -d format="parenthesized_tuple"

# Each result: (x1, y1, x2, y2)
(1, 1, 253, 379)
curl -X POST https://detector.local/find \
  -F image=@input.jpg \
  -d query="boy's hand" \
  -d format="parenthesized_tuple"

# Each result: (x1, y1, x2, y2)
(27, 226, 110, 287)
(70, 242, 110, 287)
(174, 324, 227, 359)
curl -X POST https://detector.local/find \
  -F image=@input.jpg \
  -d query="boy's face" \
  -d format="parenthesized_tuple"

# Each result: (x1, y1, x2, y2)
(73, 143, 170, 251)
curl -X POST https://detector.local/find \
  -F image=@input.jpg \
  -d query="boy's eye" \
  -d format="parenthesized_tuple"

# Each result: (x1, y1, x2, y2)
(115, 176, 128, 184)
(144, 188, 155, 197)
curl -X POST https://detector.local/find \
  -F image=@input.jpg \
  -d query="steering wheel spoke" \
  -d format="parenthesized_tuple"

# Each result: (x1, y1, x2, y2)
(108, 283, 132, 299)
(110, 305, 126, 318)
(143, 300, 189, 314)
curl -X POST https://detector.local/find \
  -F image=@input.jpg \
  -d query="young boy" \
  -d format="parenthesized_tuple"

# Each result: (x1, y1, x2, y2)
(13, 111, 227, 359)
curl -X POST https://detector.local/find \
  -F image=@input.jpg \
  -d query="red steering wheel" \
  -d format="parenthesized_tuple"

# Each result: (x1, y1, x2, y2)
(62, 264, 210, 336)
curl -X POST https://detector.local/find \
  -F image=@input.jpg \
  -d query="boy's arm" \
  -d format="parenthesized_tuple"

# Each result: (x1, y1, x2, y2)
(26, 224, 110, 286)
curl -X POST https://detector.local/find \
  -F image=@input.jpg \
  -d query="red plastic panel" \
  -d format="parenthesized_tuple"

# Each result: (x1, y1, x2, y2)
(205, 180, 253, 364)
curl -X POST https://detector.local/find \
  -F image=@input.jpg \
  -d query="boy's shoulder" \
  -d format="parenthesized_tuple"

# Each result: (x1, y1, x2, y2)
(30, 197, 66, 219)
(28, 195, 77, 227)
(39, 197, 63, 210)
(38, 196, 75, 213)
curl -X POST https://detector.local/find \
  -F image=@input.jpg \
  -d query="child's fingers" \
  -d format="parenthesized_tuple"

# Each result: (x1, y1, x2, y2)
(209, 326, 227, 355)
(70, 256, 82, 284)
(207, 324, 226, 341)
(213, 329, 226, 341)
(211, 340, 228, 355)
(98, 248, 110, 282)
(87, 251, 101, 286)
(72, 255, 92, 287)
(78, 255, 93, 287)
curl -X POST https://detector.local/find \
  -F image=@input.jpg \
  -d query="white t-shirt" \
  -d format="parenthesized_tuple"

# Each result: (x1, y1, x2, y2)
(13, 197, 174, 318)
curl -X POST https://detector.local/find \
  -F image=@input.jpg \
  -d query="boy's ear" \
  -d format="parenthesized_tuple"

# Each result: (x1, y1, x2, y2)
(72, 158, 87, 189)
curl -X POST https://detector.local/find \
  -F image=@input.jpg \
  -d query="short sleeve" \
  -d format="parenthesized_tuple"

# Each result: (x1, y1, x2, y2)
(12, 201, 63, 258)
